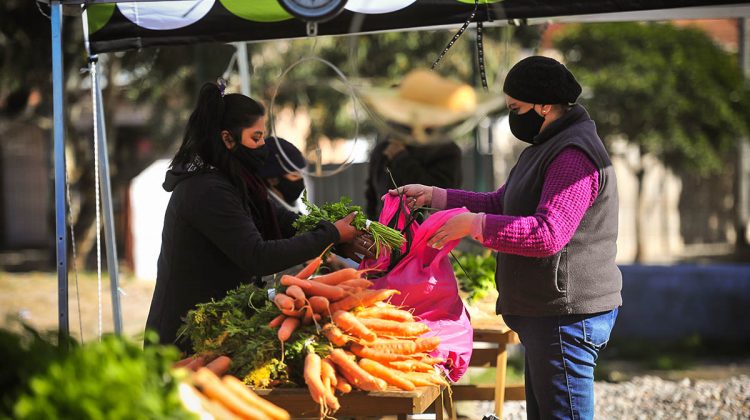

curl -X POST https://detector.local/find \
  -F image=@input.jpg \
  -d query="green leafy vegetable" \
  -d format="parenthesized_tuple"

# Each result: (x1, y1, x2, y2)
(178, 284, 330, 388)
(11, 331, 192, 419)
(293, 195, 405, 257)
(452, 250, 497, 302)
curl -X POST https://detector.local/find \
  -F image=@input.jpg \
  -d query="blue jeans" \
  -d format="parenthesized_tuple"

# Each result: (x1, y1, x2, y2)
(504, 308, 618, 420)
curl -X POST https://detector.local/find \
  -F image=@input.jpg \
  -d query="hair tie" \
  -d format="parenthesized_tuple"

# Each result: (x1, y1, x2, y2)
(216, 77, 227, 97)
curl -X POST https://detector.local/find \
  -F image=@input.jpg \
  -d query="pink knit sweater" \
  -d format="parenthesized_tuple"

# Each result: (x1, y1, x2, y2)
(432, 147, 599, 258)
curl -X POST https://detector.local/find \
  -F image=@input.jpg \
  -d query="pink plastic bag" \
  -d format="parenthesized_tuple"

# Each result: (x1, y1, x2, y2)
(360, 196, 473, 381)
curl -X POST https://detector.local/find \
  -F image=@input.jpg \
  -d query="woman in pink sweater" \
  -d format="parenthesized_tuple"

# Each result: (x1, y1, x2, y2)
(391, 56, 621, 420)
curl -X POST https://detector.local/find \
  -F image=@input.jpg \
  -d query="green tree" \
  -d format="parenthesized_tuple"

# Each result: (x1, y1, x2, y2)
(554, 22, 750, 261)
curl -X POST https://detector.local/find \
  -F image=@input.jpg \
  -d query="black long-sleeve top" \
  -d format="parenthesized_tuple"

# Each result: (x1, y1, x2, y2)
(365, 138, 463, 219)
(146, 169, 338, 351)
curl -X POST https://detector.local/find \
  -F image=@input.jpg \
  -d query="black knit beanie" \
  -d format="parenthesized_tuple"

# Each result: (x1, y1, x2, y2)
(257, 136, 306, 178)
(502, 56, 582, 104)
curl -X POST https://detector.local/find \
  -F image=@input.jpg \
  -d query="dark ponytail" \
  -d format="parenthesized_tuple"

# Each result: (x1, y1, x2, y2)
(171, 82, 266, 204)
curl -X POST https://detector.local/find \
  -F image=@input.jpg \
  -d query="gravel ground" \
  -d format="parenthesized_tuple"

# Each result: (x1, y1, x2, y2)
(458, 375, 750, 419)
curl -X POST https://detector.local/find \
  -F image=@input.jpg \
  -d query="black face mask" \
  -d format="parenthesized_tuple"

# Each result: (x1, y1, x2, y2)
(232, 144, 268, 172)
(509, 106, 545, 144)
(275, 178, 305, 205)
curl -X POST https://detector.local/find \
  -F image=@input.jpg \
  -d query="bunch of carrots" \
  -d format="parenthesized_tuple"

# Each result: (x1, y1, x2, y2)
(268, 255, 449, 415)
(179, 367, 290, 420)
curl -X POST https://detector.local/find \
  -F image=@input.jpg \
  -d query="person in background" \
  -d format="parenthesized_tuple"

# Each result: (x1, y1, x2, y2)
(391, 56, 621, 420)
(363, 70, 471, 221)
(258, 136, 307, 213)
(365, 128, 462, 220)
(146, 82, 367, 353)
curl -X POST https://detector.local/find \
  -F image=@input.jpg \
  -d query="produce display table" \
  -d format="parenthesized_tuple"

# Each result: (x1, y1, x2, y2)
(447, 317, 524, 420)
(256, 385, 446, 420)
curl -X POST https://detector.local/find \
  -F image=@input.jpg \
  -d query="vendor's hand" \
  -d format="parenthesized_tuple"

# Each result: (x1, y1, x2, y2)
(385, 184, 433, 210)
(383, 140, 407, 160)
(333, 212, 362, 243)
(336, 234, 376, 263)
(427, 212, 481, 249)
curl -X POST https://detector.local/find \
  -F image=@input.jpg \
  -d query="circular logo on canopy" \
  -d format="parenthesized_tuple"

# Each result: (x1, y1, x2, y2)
(118, 0, 214, 30)
(344, 0, 416, 14)
(278, 0, 348, 22)
(220, 0, 293, 23)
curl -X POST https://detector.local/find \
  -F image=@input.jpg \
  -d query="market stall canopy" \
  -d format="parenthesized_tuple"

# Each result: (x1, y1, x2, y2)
(81, 0, 749, 54)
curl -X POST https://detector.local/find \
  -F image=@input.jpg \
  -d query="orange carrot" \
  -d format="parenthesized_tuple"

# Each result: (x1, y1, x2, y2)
(268, 314, 286, 329)
(296, 245, 331, 279)
(356, 318, 430, 337)
(308, 296, 330, 314)
(329, 289, 400, 313)
(411, 371, 449, 386)
(192, 368, 269, 419)
(334, 374, 352, 394)
(328, 349, 385, 392)
(304, 353, 340, 412)
(321, 358, 338, 388)
(222, 375, 291, 420)
(174, 355, 195, 368)
(206, 355, 232, 377)
(296, 258, 321, 279)
(419, 355, 446, 365)
(310, 268, 359, 285)
(281, 275, 346, 301)
(338, 278, 374, 289)
(302, 305, 314, 325)
(332, 310, 376, 342)
(356, 305, 414, 322)
(387, 360, 434, 372)
(273, 293, 295, 311)
(321, 323, 349, 347)
(284, 285, 306, 301)
(280, 308, 304, 318)
(359, 358, 416, 391)
(349, 343, 412, 362)
(277, 317, 300, 342)
(185, 355, 208, 371)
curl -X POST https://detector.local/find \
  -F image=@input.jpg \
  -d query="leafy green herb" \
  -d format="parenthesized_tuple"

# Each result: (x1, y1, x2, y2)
(293, 195, 405, 257)
(452, 250, 497, 302)
(178, 284, 331, 388)
(11, 331, 192, 419)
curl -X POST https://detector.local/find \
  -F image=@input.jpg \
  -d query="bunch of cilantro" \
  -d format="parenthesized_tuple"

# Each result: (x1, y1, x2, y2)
(293, 195, 405, 257)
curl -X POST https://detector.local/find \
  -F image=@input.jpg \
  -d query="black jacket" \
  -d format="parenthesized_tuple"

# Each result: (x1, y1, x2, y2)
(145, 168, 338, 351)
(365, 139, 462, 219)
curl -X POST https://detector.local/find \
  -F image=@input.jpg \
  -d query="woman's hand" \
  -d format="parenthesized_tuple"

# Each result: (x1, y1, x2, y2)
(427, 212, 482, 249)
(333, 212, 362, 243)
(335, 234, 376, 263)
(385, 184, 433, 210)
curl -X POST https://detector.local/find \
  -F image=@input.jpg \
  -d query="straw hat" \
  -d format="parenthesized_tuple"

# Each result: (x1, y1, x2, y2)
(359, 69, 503, 141)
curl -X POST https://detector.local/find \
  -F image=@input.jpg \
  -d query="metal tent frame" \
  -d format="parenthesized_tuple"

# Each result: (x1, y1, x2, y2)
(47, 1, 750, 345)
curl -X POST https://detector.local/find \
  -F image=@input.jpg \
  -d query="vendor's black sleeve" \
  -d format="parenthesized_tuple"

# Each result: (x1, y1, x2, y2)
(184, 179, 338, 277)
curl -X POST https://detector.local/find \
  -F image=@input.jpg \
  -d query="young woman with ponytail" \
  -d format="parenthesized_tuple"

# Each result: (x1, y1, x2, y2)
(146, 82, 365, 351)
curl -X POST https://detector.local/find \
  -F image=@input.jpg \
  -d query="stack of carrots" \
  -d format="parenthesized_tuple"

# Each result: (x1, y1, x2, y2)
(268, 256, 449, 415)
(179, 367, 290, 420)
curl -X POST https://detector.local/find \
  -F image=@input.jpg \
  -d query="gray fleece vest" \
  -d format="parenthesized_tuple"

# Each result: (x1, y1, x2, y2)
(496, 105, 622, 316)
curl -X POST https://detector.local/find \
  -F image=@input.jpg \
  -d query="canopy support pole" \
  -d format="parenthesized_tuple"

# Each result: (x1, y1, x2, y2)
(235, 42, 251, 96)
(737, 17, 750, 253)
(90, 56, 123, 334)
(51, 0, 69, 347)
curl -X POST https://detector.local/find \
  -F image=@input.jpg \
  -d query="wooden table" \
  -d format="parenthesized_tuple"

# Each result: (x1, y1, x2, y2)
(257, 385, 446, 420)
(447, 318, 524, 419)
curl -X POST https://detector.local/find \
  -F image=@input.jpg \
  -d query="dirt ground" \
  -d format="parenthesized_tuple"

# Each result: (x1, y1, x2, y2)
(0, 270, 156, 342)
